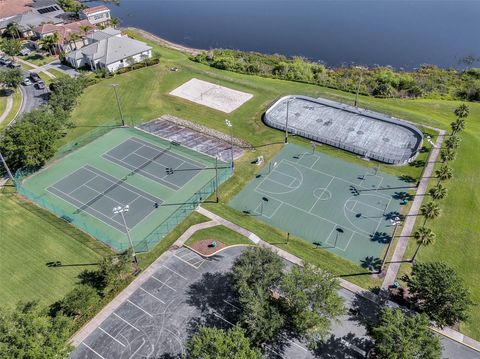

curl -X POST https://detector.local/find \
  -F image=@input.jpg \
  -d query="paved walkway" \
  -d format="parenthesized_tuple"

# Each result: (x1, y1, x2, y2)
(15, 57, 56, 79)
(381, 129, 446, 290)
(0, 94, 13, 125)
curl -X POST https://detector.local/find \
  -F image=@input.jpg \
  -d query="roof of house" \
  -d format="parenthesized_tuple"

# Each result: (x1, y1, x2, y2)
(81, 5, 110, 16)
(87, 27, 120, 42)
(33, 19, 96, 43)
(0, 8, 64, 31)
(68, 33, 152, 65)
(0, 0, 31, 19)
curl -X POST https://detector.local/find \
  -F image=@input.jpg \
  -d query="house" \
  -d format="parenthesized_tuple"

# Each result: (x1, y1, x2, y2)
(33, 19, 96, 52)
(0, 0, 64, 37)
(79, 5, 111, 26)
(66, 29, 152, 72)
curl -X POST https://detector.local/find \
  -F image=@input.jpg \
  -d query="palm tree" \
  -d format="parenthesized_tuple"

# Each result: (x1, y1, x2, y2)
(110, 17, 121, 29)
(411, 227, 436, 262)
(436, 164, 453, 182)
(429, 183, 447, 201)
(454, 103, 470, 120)
(80, 25, 93, 45)
(5, 22, 21, 39)
(39, 33, 60, 55)
(420, 201, 440, 226)
(440, 148, 456, 163)
(444, 135, 460, 150)
(450, 118, 466, 136)
(67, 32, 80, 51)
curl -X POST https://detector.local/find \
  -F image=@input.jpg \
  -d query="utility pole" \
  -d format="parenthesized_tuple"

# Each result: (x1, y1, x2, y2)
(0, 150, 15, 184)
(112, 84, 125, 127)
(225, 119, 234, 171)
(380, 217, 401, 274)
(113, 205, 138, 270)
(215, 156, 219, 203)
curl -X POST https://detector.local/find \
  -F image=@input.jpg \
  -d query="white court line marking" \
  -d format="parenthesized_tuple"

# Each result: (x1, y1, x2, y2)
(82, 342, 106, 359)
(255, 159, 304, 195)
(309, 177, 335, 212)
(162, 264, 188, 280)
(139, 287, 165, 303)
(151, 275, 177, 292)
(127, 300, 153, 318)
(310, 156, 321, 169)
(98, 327, 125, 347)
(113, 313, 139, 331)
(129, 338, 145, 359)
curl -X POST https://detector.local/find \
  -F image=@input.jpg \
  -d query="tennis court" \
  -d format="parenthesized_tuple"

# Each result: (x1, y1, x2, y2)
(230, 144, 414, 264)
(18, 128, 230, 252)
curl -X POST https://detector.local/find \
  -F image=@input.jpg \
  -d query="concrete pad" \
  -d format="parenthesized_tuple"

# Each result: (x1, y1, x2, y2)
(169, 78, 253, 113)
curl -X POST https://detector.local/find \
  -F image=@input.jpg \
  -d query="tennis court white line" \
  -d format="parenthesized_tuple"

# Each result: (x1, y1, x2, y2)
(139, 287, 165, 303)
(113, 313, 139, 331)
(255, 159, 304, 195)
(310, 155, 321, 169)
(127, 300, 153, 318)
(309, 177, 335, 212)
(98, 327, 125, 347)
(82, 342, 106, 359)
(151, 275, 177, 292)
(162, 265, 188, 280)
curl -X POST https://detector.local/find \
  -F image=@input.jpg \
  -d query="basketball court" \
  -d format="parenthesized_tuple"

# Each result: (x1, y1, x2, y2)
(230, 144, 414, 264)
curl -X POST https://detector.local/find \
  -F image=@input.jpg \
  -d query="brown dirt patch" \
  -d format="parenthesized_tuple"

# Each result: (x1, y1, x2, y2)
(188, 239, 226, 256)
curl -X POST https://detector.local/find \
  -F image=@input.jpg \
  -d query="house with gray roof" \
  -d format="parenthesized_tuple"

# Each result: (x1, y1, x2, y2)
(65, 29, 152, 72)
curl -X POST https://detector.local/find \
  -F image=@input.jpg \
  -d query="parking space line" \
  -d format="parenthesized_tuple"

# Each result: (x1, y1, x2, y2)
(98, 327, 125, 347)
(223, 300, 240, 310)
(190, 259, 205, 267)
(127, 299, 153, 318)
(113, 313, 139, 331)
(151, 275, 177, 292)
(213, 312, 234, 326)
(129, 338, 146, 359)
(139, 287, 165, 303)
(82, 342, 106, 359)
(173, 253, 201, 269)
(162, 264, 187, 280)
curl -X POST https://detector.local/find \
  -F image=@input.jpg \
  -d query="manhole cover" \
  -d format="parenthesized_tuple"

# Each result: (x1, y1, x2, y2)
(357, 130, 364, 135)
(383, 137, 390, 142)
(348, 127, 355, 132)
(316, 118, 323, 123)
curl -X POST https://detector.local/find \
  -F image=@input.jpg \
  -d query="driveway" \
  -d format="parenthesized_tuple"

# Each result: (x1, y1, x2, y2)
(68, 246, 478, 358)
(44, 60, 80, 78)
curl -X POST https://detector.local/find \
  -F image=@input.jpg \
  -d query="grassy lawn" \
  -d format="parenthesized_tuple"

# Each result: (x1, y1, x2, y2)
(20, 53, 57, 66)
(42, 30, 480, 338)
(185, 225, 253, 247)
(0, 91, 7, 115)
(0, 90, 22, 131)
(47, 68, 68, 79)
(0, 184, 113, 307)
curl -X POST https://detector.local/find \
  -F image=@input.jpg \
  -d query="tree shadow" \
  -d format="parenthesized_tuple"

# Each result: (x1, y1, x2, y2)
(77, 269, 106, 293)
(392, 191, 414, 201)
(384, 211, 404, 221)
(312, 333, 372, 358)
(369, 232, 390, 244)
(409, 160, 425, 168)
(398, 175, 416, 184)
(360, 256, 382, 272)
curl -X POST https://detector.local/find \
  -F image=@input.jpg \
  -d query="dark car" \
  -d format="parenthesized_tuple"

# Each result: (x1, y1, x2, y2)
(30, 72, 41, 82)
(8, 62, 21, 68)
(36, 81, 46, 90)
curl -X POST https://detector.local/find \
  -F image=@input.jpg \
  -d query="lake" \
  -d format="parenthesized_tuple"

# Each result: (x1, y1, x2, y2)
(99, 0, 479, 70)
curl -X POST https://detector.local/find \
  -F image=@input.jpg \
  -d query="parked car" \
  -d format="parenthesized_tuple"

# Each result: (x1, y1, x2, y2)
(3, 60, 12, 67)
(8, 62, 21, 69)
(0, 56, 8, 65)
(22, 78, 33, 86)
(36, 81, 46, 90)
(30, 72, 41, 82)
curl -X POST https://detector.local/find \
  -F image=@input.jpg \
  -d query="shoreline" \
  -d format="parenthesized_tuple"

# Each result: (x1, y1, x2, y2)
(124, 27, 203, 56)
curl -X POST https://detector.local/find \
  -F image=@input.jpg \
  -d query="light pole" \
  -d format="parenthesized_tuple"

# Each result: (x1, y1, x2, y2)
(354, 66, 365, 107)
(285, 98, 292, 144)
(0, 150, 15, 184)
(112, 84, 125, 127)
(225, 119, 234, 171)
(113, 205, 138, 269)
(215, 156, 219, 203)
(380, 216, 401, 274)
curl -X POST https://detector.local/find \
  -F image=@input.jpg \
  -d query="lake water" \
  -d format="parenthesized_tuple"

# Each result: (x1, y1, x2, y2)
(100, 0, 479, 70)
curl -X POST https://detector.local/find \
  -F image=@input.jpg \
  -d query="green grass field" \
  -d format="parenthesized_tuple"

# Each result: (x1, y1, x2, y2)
(185, 225, 252, 247)
(0, 90, 21, 132)
(5, 29, 479, 338)
(47, 69, 68, 79)
(0, 185, 112, 307)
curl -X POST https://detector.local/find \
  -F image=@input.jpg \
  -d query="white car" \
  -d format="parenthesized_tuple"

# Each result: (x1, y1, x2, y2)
(22, 78, 33, 86)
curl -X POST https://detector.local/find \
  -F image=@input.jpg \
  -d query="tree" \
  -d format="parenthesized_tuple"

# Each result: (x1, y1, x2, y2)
(450, 118, 465, 136)
(420, 201, 440, 226)
(232, 247, 284, 294)
(444, 135, 460, 150)
(0, 301, 73, 358)
(402, 262, 473, 327)
(110, 17, 121, 28)
(5, 22, 21, 39)
(57, 0, 83, 12)
(454, 103, 469, 119)
(435, 164, 453, 182)
(67, 32, 80, 51)
(429, 183, 447, 201)
(99, 250, 133, 294)
(237, 285, 284, 345)
(1, 38, 22, 60)
(61, 285, 100, 318)
(279, 263, 345, 345)
(187, 326, 263, 359)
(0, 109, 63, 172)
(48, 75, 87, 118)
(370, 307, 441, 359)
(0, 68, 23, 92)
(80, 25, 93, 45)
(39, 32, 60, 55)
(411, 227, 436, 262)
(440, 148, 456, 163)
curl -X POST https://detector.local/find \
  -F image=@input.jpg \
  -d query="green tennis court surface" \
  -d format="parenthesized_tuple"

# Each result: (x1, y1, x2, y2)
(18, 128, 230, 252)
(230, 144, 414, 265)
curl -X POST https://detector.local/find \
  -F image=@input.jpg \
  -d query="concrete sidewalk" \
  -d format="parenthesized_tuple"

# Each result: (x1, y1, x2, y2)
(0, 94, 13, 125)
